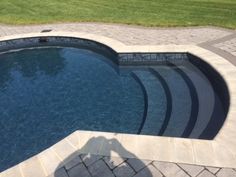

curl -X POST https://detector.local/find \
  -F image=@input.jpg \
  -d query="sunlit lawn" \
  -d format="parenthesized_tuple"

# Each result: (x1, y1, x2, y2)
(0, 0, 236, 28)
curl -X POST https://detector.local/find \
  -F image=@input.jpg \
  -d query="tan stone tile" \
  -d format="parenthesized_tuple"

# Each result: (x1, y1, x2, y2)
(148, 45, 185, 53)
(212, 142, 236, 168)
(215, 135, 236, 154)
(76, 131, 93, 151)
(190, 51, 215, 61)
(66, 131, 80, 148)
(192, 140, 217, 166)
(38, 148, 62, 176)
(20, 156, 46, 177)
(135, 136, 161, 160)
(52, 139, 76, 160)
(80, 131, 117, 155)
(152, 137, 175, 162)
(174, 139, 194, 164)
(219, 120, 236, 135)
(121, 135, 169, 160)
(116, 134, 138, 158)
(1, 165, 23, 177)
(125, 45, 150, 52)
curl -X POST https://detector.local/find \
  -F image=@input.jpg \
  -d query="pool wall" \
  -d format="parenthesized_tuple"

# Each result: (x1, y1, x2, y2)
(0, 36, 118, 64)
(0, 32, 236, 177)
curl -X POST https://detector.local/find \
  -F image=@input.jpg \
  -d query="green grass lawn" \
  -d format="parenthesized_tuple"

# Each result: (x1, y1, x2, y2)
(0, 0, 236, 28)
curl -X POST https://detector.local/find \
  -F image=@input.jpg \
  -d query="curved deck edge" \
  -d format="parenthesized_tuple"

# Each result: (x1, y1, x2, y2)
(0, 32, 236, 176)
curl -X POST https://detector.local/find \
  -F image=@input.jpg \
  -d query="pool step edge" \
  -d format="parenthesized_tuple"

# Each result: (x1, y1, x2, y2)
(182, 62, 215, 139)
(132, 70, 168, 135)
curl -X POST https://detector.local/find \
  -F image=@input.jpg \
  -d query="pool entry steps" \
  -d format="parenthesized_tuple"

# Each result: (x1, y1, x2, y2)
(131, 62, 224, 139)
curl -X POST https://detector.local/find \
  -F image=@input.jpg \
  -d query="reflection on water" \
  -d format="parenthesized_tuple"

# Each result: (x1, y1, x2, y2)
(0, 48, 65, 87)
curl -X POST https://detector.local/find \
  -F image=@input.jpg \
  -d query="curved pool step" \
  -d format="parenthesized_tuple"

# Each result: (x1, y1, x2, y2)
(132, 70, 167, 135)
(148, 69, 172, 136)
(181, 62, 215, 139)
(152, 65, 194, 137)
(130, 72, 148, 134)
(172, 64, 199, 138)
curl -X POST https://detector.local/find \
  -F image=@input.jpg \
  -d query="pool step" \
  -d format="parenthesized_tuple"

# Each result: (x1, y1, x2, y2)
(152, 66, 193, 137)
(132, 70, 167, 135)
(133, 62, 216, 138)
(181, 62, 215, 139)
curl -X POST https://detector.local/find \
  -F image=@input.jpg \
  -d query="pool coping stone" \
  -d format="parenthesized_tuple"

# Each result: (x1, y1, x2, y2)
(0, 32, 236, 177)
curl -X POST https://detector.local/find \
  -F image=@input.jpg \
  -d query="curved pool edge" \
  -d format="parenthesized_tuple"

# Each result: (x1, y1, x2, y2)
(0, 32, 236, 176)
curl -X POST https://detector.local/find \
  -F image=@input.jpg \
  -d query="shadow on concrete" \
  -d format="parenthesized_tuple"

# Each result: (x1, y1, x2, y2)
(54, 136, 153, 177)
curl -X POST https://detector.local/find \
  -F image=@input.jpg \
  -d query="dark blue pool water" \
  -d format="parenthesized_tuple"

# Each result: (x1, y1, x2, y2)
(0, 46, 227, 171)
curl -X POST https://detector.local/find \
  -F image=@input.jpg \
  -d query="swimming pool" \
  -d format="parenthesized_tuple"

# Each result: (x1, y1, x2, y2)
(0, 43, 229, 171)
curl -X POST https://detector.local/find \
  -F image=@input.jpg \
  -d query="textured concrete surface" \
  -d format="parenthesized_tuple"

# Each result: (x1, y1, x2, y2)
(0, 23, 235, 64)
(52, 154, 236, 177)
(214, 37, 236, 57)
(0, 23, 232, 45)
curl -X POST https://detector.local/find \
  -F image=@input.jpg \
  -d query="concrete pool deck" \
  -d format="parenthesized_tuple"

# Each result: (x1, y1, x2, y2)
(0, 24, 236, 177)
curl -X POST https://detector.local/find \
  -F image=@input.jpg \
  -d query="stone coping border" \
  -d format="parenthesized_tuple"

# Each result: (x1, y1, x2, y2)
(0, 32, 236, 177)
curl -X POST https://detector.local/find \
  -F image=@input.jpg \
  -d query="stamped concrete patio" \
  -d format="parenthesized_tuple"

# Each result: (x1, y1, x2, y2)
(0, 23, 236, 177)
(0, 23, 236, 65)
(49, 154, 236, 177)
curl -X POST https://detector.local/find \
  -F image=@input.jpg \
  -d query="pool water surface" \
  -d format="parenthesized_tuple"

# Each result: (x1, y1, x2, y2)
(0, 47, 227, 171)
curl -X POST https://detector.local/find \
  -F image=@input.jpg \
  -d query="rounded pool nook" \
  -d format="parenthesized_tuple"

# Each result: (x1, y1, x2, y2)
(0, 33, 235, 174)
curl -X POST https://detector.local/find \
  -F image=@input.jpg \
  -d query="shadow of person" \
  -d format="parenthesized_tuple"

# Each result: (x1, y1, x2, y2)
(54, 136, 153, 177)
